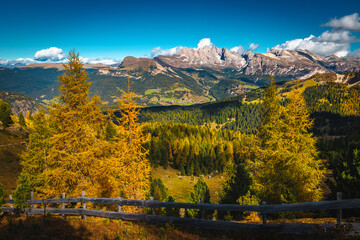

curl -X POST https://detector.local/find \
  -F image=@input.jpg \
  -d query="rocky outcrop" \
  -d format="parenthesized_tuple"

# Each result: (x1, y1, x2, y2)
(154, 47, 360, 79)
(155, 46, 246, 70)
(0, 92, 41, 116)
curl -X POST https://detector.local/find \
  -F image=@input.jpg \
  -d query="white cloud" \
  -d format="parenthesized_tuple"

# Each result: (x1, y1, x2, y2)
(272, 13, 360, 57)
(0, 58, 36, 68)
(196, 38, 214, 49)
(273, 35, 350, 57)
(230, 45, 246, 54)
(323, 13, 360, 32)
(80, 57, 120, 65)
(316, 30, 358, 43)
(151, 46, 183, 57)
(34, 47, 65, 61)
(249, 43, 260, 51)
(230, 43, 260, 54)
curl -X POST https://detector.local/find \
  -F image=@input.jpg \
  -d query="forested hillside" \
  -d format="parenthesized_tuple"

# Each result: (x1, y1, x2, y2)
(139, 74, 360, 137)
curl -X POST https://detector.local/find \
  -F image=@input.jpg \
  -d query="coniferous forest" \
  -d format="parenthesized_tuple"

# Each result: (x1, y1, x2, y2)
(1, 50, 360, 239)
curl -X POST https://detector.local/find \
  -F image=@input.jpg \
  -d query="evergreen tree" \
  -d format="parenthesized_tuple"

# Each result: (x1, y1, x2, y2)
(186, 177, 212, 219)
(18, 112, 26, 127)
(20, 109, 52, 193)
(149, 178, 167, 201)
(148, 178, 167, 215)
(0, 100, 13, 128)
(12, 174, 32, 210)
(251, 80, 324, 204)
(0, 183, 6, 208)
(105, 120, 117, 141)
(220, 163, 252, 205)
(164, 195, 180, 217)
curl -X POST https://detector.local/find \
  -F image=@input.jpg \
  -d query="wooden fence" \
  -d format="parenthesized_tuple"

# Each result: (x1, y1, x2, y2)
(1, 192, 359, 233)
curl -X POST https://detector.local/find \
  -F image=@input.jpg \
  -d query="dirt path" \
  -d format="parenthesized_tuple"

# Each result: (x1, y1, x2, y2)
(0, 142, 26, 147)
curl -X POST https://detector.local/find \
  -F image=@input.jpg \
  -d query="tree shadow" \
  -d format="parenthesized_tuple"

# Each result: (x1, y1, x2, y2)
(0, 213, 92, 240)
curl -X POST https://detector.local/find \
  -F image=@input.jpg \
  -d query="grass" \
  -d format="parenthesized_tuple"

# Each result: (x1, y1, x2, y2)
(144, 89, 160, 95)
(0, 214, 355, 240)
(0, 214, 257, 240)
(0, 128, 26, 194)
(152, 167, 224, 203)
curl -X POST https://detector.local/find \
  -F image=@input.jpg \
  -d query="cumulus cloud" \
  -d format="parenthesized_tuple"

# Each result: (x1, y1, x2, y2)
(230, 43, 260, 54)
(273, 13, 360, 57)
(80, 57, 120, 65)
(0, 58, 36, 68)
(0, 54, 119, 68)
(151, 46, 183, 58)
(34, 47, 65, 61)
(152, 38, 217, 57)
(273, 35, 351, 57)
(196, 38, 214, 49)
(323, 13, 360, 32)
(230, 45, 246, 54)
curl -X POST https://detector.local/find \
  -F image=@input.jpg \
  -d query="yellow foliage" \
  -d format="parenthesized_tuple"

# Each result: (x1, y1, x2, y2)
(21, 51, 150, 205)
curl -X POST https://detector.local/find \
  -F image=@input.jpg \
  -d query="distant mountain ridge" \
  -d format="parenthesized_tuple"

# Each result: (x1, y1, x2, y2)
(0, 48, 360, 107)
(155, 47, 360, 79)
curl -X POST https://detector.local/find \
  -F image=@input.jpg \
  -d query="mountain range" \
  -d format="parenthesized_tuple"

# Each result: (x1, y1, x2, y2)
(1, 46, 360, 107)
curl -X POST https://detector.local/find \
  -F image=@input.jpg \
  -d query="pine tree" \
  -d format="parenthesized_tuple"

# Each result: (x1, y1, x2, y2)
(12, 174, 32, 210)
(18, 112, 26, 127)
(164, 195, 180, 217)
(149, 178, 167, 201)
(0, 100, 13, 128)
(186, 177, 212, 219)
(0, 183, 6, 208)
(220, 163, 252, 205)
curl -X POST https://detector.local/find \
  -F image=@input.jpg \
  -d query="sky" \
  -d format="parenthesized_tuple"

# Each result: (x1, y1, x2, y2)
(1, 0, 360, 66)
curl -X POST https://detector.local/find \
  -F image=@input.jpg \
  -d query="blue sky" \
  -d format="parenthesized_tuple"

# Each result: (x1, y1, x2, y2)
(1, 0, 360, 64)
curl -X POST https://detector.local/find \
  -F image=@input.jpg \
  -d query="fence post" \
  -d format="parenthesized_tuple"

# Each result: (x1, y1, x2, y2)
(31, 192, 34, 209)
(9, 195, 13, 209)
(337, 192, 342, 224)
(62, 193, 66, 219)
(118, 197, 122, 213)
(262, 202, 267, 224)
(82, 191, 86, 220)
(150, 197, 155, 215)
(200, 199, 204, 219)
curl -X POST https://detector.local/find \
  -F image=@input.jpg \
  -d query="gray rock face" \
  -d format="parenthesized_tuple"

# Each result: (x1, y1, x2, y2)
(155, 46, 246, 70)
(154, 47, 360, 79)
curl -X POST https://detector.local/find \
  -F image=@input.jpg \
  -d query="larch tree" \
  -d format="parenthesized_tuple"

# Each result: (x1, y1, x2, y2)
(44, 50, 107, 198)
(250, 77, 324, 204)
(281, 87, 324, 202)
(18, 50, 150, 205)
(20, 109, 53, 192)
(107, 76, 150, 201)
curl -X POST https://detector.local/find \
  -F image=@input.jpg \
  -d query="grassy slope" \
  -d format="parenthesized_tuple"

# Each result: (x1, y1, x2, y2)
(152, 167, 223, 203)
(0, 128, 26, 194)
(0, 215, 245, 240)
(0, 215, 347, 240)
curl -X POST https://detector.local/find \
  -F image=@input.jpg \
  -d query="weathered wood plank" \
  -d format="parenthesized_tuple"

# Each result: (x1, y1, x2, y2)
(4, 199, 15, 204)
(12, 197, 360, 214)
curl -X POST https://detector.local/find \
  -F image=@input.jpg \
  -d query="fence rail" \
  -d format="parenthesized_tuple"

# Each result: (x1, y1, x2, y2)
(1, 192, 359, 232)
